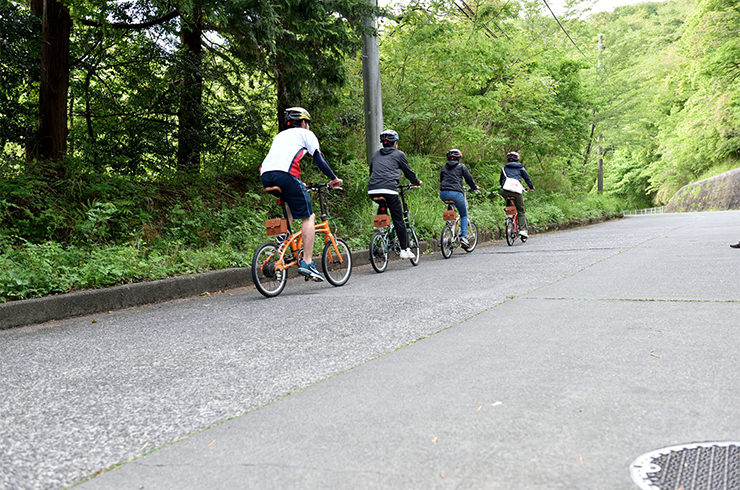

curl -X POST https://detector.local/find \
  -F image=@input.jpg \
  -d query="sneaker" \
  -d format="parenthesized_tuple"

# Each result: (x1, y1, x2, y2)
(731, 242, 740, 249)
(519, 229, 528, 238)
(460, 236, 469, 248)
(399, 248, 415, 259)
(298, 260, 325, 282)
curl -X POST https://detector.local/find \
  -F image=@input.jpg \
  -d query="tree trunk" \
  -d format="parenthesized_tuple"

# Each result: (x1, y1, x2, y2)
(275, 42, 302, 132)
(276, 66, 290, 132)
(583, 119, 596, 166)
(177, 8, 203, 174)
(36, 0, 71, 170)
(25, 0, 43, 161)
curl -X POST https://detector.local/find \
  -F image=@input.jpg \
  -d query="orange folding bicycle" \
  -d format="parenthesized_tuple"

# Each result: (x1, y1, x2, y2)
(251, 182, 352, 297)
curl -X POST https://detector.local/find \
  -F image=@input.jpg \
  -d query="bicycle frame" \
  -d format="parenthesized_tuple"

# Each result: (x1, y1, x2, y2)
(373, 185, 416, 235)
(264, 183, 346, 272)
(505, 197, 519, 233)
(369, 184, 421, 271)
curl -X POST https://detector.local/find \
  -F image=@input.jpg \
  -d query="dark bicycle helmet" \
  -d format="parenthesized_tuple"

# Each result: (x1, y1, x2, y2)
(506, 151, 520, 162)
(447, 149, 462, 161)
(284, 107, 311, 127)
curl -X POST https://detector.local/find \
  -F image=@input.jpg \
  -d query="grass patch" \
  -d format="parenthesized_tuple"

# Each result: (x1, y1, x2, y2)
(1, 166, 621, 302)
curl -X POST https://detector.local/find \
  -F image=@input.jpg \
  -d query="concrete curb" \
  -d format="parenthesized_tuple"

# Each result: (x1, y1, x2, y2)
(0, 268, 249, 330)
(0, 214, 622, 330)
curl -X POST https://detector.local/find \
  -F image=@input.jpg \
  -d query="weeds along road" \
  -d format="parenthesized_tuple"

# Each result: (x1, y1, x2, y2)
(2, 211, 739, 489)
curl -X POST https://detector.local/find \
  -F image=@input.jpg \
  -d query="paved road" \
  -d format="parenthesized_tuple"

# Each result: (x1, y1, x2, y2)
(1, 211, 739, 489)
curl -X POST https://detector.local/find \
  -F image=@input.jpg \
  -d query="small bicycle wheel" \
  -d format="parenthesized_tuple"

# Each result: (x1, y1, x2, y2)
(408, 229, 421, 266)
(440, 224, 454, 259)
(251, 242, 287, 297)
(465, 221, 478, 253)
(505, 219, 515, 246)
(322, 238, 352, 286)
(369, 231, 389, 273)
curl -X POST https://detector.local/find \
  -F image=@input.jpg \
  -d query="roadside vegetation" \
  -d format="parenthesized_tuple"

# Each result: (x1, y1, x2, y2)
(1, 0, 737, 301)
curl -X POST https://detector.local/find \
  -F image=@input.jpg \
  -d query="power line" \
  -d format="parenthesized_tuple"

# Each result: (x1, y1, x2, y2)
(539, 0, 592, 62)
(454, 1, 496, 39)
(455, 0, 513, 41)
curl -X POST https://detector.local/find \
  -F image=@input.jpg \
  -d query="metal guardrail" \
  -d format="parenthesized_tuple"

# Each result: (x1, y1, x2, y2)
(623, 206, 665, 216)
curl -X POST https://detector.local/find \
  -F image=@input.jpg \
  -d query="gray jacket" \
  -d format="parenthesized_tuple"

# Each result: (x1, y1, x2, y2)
(440, 160, 477, 193)
(368, 147, 421, 193)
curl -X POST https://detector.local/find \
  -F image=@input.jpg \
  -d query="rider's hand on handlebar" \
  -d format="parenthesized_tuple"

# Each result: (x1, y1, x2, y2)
(528, 187, 534, 191)
(329, 178, 343, 189)
(413, 180, 423, 188)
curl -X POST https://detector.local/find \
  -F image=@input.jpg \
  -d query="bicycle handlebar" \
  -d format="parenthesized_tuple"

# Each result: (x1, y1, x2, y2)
(397, 184, 421, 190)
(305, 182, 342, 192)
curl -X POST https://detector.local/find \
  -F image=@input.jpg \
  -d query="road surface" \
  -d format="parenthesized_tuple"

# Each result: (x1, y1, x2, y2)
(1, 211, 738, 489)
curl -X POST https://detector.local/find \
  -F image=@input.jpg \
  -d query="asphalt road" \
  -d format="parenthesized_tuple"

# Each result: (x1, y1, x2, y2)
(1, 211, 739, 489)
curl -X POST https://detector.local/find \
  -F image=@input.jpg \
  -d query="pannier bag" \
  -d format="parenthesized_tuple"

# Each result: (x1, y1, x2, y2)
(373, 214, 391, 228)
(265, 218, 288, 236)
(505, 205, 518, 217)
(443, 209, 457, 221)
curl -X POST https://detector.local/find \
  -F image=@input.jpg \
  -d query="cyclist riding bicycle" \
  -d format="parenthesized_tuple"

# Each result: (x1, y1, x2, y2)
(368, 129, 422, 260)
(439, 149, 480, 248)
(260, 107, 343, 281)
(499, 151, 534, 238)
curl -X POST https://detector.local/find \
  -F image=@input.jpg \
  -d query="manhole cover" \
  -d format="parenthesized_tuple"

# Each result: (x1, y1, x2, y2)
(630, 442, 740, 489)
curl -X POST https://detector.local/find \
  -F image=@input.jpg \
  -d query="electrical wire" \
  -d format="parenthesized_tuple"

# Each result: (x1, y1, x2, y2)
(540, 0, 592, 62)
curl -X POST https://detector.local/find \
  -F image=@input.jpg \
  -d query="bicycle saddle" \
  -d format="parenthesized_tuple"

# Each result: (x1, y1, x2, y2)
(264, 186, 282, 197)
(372, 196, 386, 202)
(443, 200, 456, 204)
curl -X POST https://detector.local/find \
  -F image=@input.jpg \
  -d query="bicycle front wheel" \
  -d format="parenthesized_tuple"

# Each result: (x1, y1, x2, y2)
(440, 224, 454, 259)
(369, 231, 389, 273)
(251, 242, 287, 297)
(322, 238, 352, 287)
(465, 221, 478, 253)
(505, 219, 515, 246)
(408, 229, 421, 266)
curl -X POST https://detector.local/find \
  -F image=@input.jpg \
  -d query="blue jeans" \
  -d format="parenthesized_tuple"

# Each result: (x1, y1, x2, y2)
(439, 190, 468, 237)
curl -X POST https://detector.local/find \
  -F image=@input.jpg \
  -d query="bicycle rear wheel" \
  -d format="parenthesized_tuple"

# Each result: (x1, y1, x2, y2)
(322, 238, 352, 286)
(465, 221, 478, 252)
(369, 231, 389, 273)
(251, 242, 287, 297)
(505, 219, 515, 246)
(408, 229, 421, 266)
(440, 224, 454, 259)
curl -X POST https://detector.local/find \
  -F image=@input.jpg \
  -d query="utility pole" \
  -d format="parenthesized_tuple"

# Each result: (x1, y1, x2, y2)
(597, 134, 603, 194)
(362, 0, 383, 164)
(596, 34, 604, 194)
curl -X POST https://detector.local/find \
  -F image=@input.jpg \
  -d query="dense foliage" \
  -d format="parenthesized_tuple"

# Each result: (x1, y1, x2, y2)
(1, 0, 736, 300)
(586, 0, 739, 206)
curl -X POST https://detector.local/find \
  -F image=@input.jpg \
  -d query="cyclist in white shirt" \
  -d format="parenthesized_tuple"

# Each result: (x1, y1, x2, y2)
(260, 107, 343, 281)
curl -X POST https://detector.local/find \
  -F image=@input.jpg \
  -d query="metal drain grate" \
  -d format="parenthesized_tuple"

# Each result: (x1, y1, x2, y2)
(631, 442, 740, 489)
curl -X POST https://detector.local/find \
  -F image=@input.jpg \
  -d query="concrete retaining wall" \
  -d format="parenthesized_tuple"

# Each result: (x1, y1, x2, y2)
(665, 167, 740, 213)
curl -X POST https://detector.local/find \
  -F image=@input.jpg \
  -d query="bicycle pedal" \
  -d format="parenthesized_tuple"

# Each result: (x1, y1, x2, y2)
(304, 275, 310, 282)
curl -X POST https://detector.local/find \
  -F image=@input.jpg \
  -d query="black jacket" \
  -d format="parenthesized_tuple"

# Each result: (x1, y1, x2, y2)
(440, 160, 477, 193)
(368, 147, 421, 192)
(499, 161, 534, 189)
